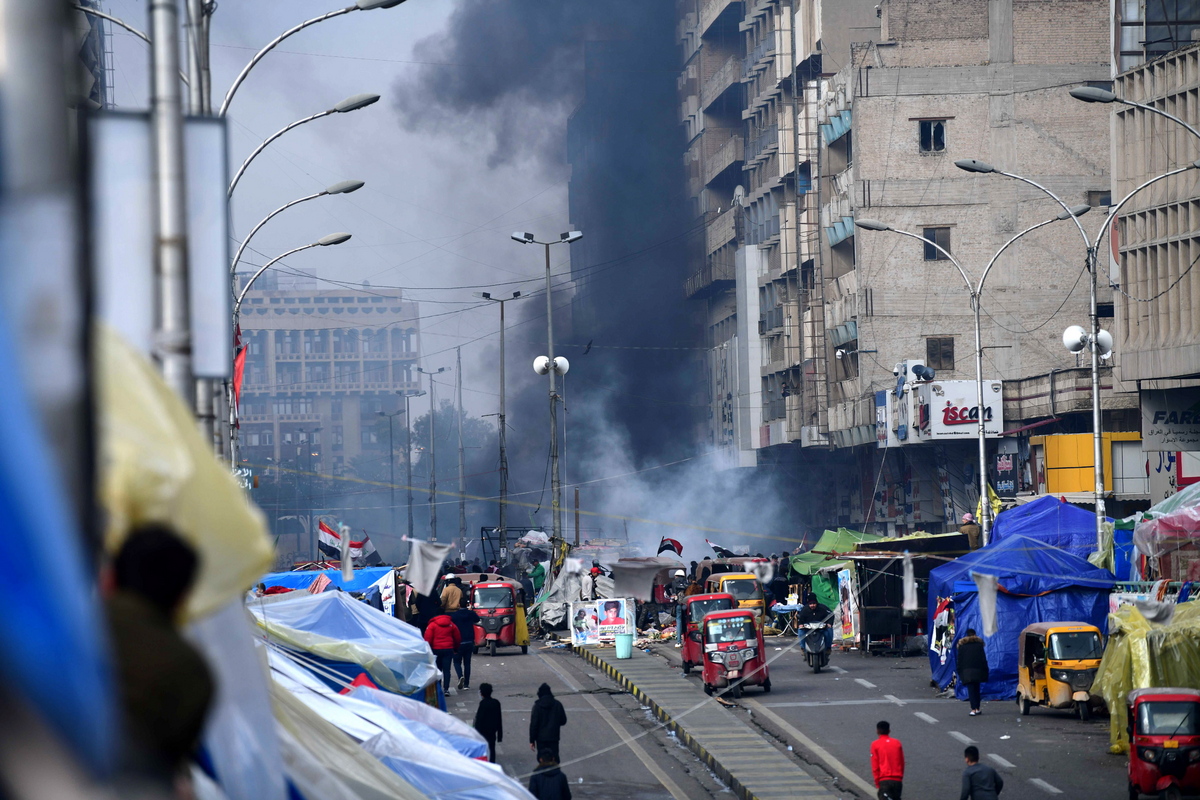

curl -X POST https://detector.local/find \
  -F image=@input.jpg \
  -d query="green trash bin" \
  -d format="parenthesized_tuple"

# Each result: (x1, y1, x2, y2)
(614, 633, 634, 659)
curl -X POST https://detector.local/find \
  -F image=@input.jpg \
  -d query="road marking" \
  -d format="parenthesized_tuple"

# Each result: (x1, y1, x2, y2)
(762, 698, 935, 708)
(455, 702, 466, 708)
(884, 694, 906, 705)
(829, 665, 848, 674)
(914, 712, 939, 724)
(1029, 778, 1063, 794)
(744, 699, 878, 799)
(947, 731, 975, 745)
(537, 653, 690, 800)
(988, 754, 1015, 769)
(855, 678, 877, 689)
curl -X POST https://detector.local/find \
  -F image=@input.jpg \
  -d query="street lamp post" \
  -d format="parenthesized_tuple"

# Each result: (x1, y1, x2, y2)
(511, 230, 582, 544)
(230, 180, 364, 275)
(417, 366, 447, 541)
(227, 94, 379, 197)
(402, 389, 425, 556)
(955, 158, 1106, 549)
(379, 408, 402, 552)
(477, 290, 520, 560)
(855, 203, 1090, 544)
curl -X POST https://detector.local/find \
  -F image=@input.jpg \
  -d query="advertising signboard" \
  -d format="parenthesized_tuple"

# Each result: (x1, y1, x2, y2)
(915, 380, 1004, 439)
(1141, 389, 1200, 451)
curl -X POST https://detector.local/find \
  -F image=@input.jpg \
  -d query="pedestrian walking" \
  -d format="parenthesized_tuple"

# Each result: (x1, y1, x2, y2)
(529, 682, 568, 762)
(528, 748, 572, 800)
(959, 513, 982, 550)
(440, 575, 464, 612)
(960, 745, 1004, 799)
(450, 602, 480, 690)
(956, 628, 989, 716)
(869, 720, 904, 800)
(473, 683, 502, 763)
(423, 612, 461, 693)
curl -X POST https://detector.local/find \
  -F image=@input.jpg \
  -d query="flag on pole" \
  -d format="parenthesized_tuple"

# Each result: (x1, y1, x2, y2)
(232, 346, 247, 405)
(656, 537, 683, 557)
(405, 538, 455, 597)
(317, 521, 381, 566)
(705, 538, 737, 558)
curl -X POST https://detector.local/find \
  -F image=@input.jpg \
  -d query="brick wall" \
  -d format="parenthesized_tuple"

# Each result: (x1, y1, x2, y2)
(1013, 0, 1107, 65)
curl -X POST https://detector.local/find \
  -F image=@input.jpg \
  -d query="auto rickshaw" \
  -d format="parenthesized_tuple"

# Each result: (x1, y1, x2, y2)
(697, 608, 771, 698)
(471, 580, 529, 656)
(1015, 621, 1104, 720)
(1127, 687, 1200, 800)
(680, 592, 735, 674)
(704, 573, 765, 625)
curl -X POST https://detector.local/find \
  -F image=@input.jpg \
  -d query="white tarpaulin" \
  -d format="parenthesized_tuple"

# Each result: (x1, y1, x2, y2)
(611, 557, 685, 602)
(405, 539, 455, 597)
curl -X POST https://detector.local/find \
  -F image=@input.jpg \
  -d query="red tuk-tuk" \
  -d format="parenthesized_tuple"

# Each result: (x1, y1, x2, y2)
(698, 608, 771, 698)
(681, 593, 735, 674)
(1127, 687, 1200, 800)
(471, 581, 529, 657)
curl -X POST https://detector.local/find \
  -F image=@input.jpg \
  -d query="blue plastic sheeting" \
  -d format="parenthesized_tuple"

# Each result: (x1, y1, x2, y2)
(928, 535, 1114, 700)
(261, 566, 392, 594)
(277, 646, 446, 711)
(1113, 526, 1135, 581)
(0, 313, 114, 773)
(990, 495, 1104, 560)
(349, 686, 488, 760)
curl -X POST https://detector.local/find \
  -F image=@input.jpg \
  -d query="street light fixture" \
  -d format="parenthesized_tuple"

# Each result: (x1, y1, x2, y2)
(230, 180, 365, 275)
(228, 94, 380, 197)
(218, 0, 408, 117)
(1070, 86, 1200, 141)
(233, 232, 351, 317)
(511, 230, 583, 544)
(854, 202, 1090, 544)
(416, 366, 448, 541)
(476, 290, 521, 559)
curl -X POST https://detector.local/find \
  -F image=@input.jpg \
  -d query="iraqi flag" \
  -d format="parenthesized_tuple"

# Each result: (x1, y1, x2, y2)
(656, 537, 683, 557)
(705, 538, 737, 558)
(317, 521, 381, 565)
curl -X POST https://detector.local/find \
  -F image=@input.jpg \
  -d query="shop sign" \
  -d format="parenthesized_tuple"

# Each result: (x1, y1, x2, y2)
(994, 453, 1018, 496)
(915, 380, 1004, 439)
(1142, 388, 1200, 451)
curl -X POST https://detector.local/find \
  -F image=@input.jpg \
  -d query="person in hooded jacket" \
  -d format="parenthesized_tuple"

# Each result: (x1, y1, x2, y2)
(956, 628, 989, 715)
(528, 748, 571, 800)
(450, 602, 480, 690)
(529, 683, 568, 761)
(423, 613, 461, 692)
(440, 575, 464, 612)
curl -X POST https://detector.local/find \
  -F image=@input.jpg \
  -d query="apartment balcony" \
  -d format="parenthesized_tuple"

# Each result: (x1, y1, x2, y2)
(699, 0, 742, 37)
(703, 135, 744, 186)
(684, 259, 736, 300)
(705, 207, 742, 255)
(701, 55, 741, 111)
(274, 412, 321, 423)
(273, 352, 302, 361)
(745, 123, 778, 162)
(742, 33, 776, 79)
(757, 305, 785, 335)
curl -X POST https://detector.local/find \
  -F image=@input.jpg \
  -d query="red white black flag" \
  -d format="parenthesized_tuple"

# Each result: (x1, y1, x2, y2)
(656, 536, 683, 557)
(317, 520, 381, 565)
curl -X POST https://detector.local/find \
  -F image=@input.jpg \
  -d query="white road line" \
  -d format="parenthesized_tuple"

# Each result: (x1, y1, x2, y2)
(988, 754, 1015, 770)
(947, 731, 975, 745)
(829, 665, 849, 674)
(537, 653, 690, 800)
(855, 678, 877, 689)
(744, 699, 878, 799)
(455, 702, 466, 708)
(762, 698, 934, 708)
(914, 712, 939, 725)
(1029, 778, 1063, 794)
(884, 694, 906, 706)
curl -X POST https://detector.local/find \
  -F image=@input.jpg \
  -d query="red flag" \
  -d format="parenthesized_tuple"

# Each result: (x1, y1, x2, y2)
(656, 537, 683, 557)
(232, 346, 247, 404)
(337, 672, 379, 695)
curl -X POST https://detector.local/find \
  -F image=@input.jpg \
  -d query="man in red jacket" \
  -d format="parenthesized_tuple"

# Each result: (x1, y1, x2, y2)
(870, 720, 905, 800)
(423, 613, 461, 693)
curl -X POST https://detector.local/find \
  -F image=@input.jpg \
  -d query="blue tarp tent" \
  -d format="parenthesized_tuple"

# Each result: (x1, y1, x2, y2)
(990, 495, 1101, 560)
(928, 534, 1114, 701)
(261, 566, 393, 594)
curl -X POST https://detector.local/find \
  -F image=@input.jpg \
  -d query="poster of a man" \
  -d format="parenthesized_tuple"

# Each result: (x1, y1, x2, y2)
(596, 598, 632, 639)
(570, 602, 600, 646)
(601, 600, 626, 626)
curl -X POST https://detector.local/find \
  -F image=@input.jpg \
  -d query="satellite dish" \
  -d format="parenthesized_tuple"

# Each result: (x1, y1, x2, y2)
(533, 356, 551, 375)
(732, 185, 747, 208)
(1063, 325, 1088, 354)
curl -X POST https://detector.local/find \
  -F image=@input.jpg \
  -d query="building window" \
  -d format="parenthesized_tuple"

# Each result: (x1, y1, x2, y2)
(922, 227, 951, 261)
(919, 120, 946, 153)
(361, 429, 378, 445)
(332, 426, 344, 446)
(331, 398, 343, 421)
(926, 337, 955, 371)
(1087, 189, 1112, 208)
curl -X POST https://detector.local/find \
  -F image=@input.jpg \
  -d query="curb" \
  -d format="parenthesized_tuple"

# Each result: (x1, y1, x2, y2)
(572, 643, 830, 800)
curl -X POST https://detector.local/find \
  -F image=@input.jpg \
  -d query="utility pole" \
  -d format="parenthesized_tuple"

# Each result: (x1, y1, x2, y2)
(403, 389, 424, 556)
(379, 409, 403, 550)
(150, 0, 193, 407)
(417, 366, 447, 541)
(574, 487, 580, 546)
(456, 346, 466, 543)
(477, 291, 519, 563)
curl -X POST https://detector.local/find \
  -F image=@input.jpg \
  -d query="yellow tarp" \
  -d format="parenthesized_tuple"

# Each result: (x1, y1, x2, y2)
(1092, 602, 1200, 752)
(97, 326, 274, 619)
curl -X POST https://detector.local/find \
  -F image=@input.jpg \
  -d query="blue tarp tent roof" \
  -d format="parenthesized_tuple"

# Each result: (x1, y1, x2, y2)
(928, 535, 1114, 701)
(261, 566, 392, 594)
(990, 495, 1104, 560)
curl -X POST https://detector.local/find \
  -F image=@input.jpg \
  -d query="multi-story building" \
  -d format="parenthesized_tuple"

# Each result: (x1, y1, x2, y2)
(235, 271, 421, 479)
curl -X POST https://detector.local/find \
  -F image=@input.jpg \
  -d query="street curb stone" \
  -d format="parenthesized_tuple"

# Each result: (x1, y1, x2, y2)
(572, 643, 837, 800)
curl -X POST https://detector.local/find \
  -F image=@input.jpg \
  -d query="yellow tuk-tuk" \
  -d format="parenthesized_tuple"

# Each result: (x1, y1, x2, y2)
(705, 573, 765, 624)
(1016, 621, 1104, 720)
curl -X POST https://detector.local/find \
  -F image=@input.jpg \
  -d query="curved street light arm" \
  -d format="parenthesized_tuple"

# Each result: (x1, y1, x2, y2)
(228, 110, 330, 197)
(977, 217, 1058, 295)
(73, 5, 190, 85)
(230, 191, 324, 274)
(879, 226, 974, 292)
(218, 5, 356, 117)
(1117, 98, 1200, 145)
(995, 170, 1091, 254)
(1092, 164, 1196, 256)
(234, 243, 317, 317)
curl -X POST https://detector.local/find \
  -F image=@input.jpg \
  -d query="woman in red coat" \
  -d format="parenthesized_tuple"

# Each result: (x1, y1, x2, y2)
(424, 614, 461, 693)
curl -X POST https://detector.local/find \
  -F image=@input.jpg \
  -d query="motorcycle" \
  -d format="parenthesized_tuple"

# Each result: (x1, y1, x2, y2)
(801, 621, 830, 673)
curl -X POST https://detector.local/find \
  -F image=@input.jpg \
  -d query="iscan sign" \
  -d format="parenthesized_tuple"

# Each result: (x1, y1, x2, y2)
(915, 380, 1004, 439)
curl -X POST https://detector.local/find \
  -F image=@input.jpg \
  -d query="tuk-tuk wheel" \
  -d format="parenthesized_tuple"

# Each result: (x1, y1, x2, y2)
(1163, 787, 1183, 800)
(681, 661, 691, 675)
(521, 645, 528, 654)
(1127, 783, 1138, 800)
(762, 678, 772, 693)
(703, 684, 713, 696)
(730, 683, 743, 700)
(1077, 700, 1090, 721)
(1018, 694, 1031, 716)
(489, 641, 497, 658)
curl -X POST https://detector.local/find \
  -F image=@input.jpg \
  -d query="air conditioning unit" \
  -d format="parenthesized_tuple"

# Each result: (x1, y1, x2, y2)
(800, 425, 829, 447)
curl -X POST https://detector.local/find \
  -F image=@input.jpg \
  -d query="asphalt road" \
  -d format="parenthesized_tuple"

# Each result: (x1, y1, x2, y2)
(441, 642, 728, 800)
(649, 636, 1130, 799)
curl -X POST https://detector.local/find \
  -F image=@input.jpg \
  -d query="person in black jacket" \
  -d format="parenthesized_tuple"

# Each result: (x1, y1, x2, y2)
(473, 683, 502, 763)
(528, 748, 571, 800)
(956, 629, 989, 716)
(450, 602, 480, 690)
(960, 745, 1003, 799)
(529, 683, 568, 761)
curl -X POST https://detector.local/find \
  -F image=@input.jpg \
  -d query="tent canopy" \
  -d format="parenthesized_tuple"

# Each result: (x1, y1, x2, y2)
(990, 495, 1102, 560)
(789, 528, 882, 576)
(1134, 480, 1200, 558)
(262, 566, 393, 594)
(928, 535, 1114, 700)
